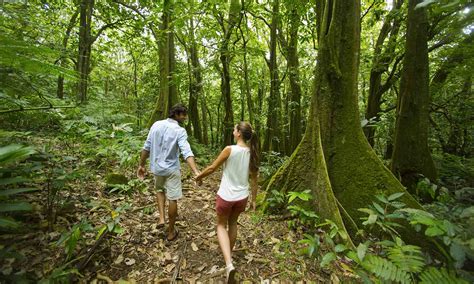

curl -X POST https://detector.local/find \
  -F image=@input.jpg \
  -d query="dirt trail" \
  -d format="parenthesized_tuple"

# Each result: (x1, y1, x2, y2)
(2, 167, 328, 283)
(97, 170, 327, 283)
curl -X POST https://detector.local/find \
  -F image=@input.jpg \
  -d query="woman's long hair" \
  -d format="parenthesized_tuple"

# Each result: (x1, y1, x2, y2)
(236, 122, 259, 173)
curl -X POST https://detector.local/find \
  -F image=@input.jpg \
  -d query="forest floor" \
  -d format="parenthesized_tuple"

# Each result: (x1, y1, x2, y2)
(3, 141, 349, 283)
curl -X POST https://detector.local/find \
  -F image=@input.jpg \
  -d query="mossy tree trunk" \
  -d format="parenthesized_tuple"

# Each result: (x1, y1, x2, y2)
(391, 0, 437, 190)
(266, 0, 423, 244)
(147, 0, 177, 128)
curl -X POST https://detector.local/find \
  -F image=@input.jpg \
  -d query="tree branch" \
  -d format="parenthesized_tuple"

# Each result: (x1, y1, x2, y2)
(0, 105, 77, 114)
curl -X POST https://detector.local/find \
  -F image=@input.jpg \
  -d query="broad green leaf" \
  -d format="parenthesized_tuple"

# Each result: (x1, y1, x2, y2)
(388, 192, 404, 201)
(320, 252, 336, 267)
(425, 226, 445, 237)
(0, 188, 38, 197)
(0, 216, 21, 229)
(0, 176, 30, 186)
(0, 202, 32, 212)
(357, 242, 368, 261)
(0, 145, 35, 165)
(335, 244, 347, 253)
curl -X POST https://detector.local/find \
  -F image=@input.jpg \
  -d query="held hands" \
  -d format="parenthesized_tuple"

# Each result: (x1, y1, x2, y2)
(193, 170, 203, 186)
(137, 165, 146, 180)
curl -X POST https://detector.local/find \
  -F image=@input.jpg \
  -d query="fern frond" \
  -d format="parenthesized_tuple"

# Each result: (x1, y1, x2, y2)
(362, 255, 412, 284)
(387, 244, 426, 273)
(419, 267, 468, 284)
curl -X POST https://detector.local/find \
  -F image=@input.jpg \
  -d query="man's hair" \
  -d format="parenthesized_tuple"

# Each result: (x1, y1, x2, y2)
(169, 103, 188, 118)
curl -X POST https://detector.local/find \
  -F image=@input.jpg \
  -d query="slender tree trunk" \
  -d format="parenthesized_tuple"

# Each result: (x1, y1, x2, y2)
(391, 0, 437, 190)
(241, 11, 254, 126)
(131, 52, 140, 128)
(147, 0, 176, 127)
(201, 94, 209, 145)
(57, 8, 79, 99)
(287, 3, 303, 153)
(266, 0, 425, 245)
(263, 0, 282, 153)
(364, 0, 403, 146)
(77, 0, 94, 103)
(187, 15, 203, 142)
(217, 0, 241, 146)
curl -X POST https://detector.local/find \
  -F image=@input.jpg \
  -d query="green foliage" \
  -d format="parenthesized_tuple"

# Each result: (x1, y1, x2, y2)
(56, 220, 93, 261)
(0, 144, 36, 231)
(266, 189, 286, 209)
(358, 192, 406, 239)
(260, 151, 289, 180)
(419, 267, 468, 284)
(362, 254, 412, 283)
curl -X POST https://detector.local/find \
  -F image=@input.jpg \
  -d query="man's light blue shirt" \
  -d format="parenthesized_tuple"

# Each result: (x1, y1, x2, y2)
(143, 118, 194, 176)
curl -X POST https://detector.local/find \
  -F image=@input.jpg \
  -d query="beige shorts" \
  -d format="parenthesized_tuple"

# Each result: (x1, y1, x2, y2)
(154, 171, 182, 200)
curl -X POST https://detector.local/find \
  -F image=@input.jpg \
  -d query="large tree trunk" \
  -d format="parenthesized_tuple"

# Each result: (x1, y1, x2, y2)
(391, 0, 437, 190)
(77, 0, 94, 103)
(263, 0, 282, 153)
(364, 0, 403, 146)
(266, 0, 424, 244)
(147, 0, 177, 127)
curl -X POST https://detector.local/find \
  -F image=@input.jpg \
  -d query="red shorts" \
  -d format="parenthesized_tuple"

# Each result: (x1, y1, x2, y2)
(216, 195, 248, 216)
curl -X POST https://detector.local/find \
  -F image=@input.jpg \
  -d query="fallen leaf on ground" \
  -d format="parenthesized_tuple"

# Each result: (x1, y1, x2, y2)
(124, 258, 136, 266)
(114, 254, 124, 265)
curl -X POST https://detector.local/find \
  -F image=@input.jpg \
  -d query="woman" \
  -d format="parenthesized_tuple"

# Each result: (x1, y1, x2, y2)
(195, 122, 259, 283)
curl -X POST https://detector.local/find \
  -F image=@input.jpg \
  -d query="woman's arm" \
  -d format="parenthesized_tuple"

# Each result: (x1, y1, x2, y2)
(195, 146, 231, 183)
(250, 171, 258, 210)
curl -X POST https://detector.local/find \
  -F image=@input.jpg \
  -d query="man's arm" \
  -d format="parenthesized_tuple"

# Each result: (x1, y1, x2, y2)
(186, 156, 200, 176)
(137, 149, 149, 179)
(177, 129, 200, 176)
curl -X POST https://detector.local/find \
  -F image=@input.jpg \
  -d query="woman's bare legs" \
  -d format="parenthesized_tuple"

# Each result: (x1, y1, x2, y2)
(228, 211, 240, 251)
(217, 213, 233, 266)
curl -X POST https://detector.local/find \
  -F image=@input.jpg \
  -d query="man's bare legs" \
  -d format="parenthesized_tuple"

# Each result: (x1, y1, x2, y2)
(156, 192, 166, 226)
(167, 200, 178, 240)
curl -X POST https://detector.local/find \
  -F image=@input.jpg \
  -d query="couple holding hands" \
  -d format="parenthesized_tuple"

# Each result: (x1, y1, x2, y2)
(137, 104, 259, 282)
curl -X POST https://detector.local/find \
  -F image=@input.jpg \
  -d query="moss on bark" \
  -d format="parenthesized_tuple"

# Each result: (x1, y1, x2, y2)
(265, 0, 435, 250)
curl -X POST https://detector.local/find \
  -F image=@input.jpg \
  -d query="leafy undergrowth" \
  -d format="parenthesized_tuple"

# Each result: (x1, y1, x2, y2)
(0, 132, 345, 283)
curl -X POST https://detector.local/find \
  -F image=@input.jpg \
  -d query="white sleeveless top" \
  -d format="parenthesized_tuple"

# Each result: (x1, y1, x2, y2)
(217, 145, 251, 201)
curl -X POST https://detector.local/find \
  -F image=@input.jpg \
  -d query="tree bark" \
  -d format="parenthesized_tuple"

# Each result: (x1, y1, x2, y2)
(216, 0, 241, 146)
(364, 0, 403, 146)
(186, 13, 203, 142)
(57, 7, 79, 99)
(278, 1, 304, 154)
(77, 0, 94, 103)
(147, 0, 177, 127)
(263, 0, 282, 153)
(266, 0, 425, 245)
(391, 0, 437, 190)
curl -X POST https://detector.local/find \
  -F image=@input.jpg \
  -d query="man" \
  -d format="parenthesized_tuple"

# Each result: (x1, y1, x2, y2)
(137, 104, 200, 241)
